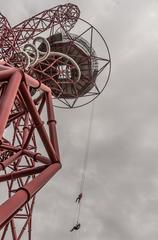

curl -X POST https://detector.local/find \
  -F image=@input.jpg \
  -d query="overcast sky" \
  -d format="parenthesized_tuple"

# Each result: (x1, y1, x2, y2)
(2, 0, 158, 239)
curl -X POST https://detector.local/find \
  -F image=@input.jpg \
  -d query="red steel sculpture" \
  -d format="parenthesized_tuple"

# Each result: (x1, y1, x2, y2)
(0, 3, 111, 239)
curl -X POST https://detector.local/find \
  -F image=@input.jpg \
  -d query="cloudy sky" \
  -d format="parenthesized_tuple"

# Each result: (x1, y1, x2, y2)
(2, 0, 158, 239)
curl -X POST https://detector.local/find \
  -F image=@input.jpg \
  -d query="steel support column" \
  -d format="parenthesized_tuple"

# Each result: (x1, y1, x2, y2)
(0, 162, 61, 230)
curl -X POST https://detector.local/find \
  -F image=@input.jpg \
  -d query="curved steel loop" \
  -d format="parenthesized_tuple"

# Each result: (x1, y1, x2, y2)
(22, 36, 81, 82)
(56, 3, 80, 32)
(33, 36, 50, 62)
(17, 51, 30, 69)
(23, 43, 39, 65)
(0, 4, 80, 64)
(11, 3, 80, 47)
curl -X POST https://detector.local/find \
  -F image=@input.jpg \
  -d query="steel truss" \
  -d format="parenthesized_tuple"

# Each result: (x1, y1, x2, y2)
(0, 3, 80, 239)
(0, 3, 80, 64)
(0, 64, 61, 239)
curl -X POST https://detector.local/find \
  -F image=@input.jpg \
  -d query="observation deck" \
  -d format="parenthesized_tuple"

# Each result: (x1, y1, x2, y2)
(35, 32, 99, 98)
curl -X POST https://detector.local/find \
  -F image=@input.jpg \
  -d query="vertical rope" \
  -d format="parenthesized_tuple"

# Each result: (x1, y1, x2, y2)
(79, 101, 95, 196)
(70, 102, 95, 236)
(77, 102, 95, 224)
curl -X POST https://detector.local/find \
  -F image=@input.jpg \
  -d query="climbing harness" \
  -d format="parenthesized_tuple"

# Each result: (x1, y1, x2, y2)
(70, 222, 81, 232)
(75, 193, 82, 204)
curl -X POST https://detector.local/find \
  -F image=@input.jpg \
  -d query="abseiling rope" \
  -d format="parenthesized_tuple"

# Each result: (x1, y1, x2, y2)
(78, 102, 94, 222)
(71, 102, 95, 233)
(80, 102, 95, 195)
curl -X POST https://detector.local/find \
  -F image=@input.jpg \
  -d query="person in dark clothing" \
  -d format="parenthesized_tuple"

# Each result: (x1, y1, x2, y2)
(70, 223, 81, 232)
(75, 193, 82, 204)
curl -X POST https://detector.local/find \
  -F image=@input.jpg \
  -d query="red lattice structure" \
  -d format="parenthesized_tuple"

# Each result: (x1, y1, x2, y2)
(0, 3, 111, 239)
(0, 66, 61, 239)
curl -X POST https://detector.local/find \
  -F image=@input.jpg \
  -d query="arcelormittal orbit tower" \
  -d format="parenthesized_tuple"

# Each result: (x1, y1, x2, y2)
(0, 3, 111, 239)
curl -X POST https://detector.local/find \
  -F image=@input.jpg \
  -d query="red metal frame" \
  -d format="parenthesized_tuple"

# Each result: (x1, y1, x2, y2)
(0, 4, 80, 62)
(0, 65, 61, 239)
(0, 2, 111, 109)
(0, 2, 111, 239)
(0, 4, 80, 238)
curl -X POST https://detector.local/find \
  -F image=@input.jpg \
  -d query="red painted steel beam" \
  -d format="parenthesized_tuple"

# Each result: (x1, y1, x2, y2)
(0, 70, 22, 139)
(0, 67, 16, 80)
(7, 110, 25, 124)
(25, 73, 51, 92)
(0, 144, 21, 152)
(0, 165, 49, 182)
(0, 162, 61, 230)
(22, 113, 30, 147)
(20, 82, 58, 163)
(23, 149, 51, 164)
(10, 220, 17, 240)
(45, 91, 60, 160)
(0, 150, 22, 171)
(22, 95, 46, 150)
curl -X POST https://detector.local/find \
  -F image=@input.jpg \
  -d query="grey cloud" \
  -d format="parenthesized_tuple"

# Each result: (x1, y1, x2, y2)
(1, 0, 158, 239)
